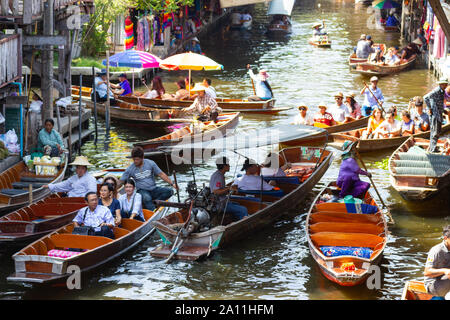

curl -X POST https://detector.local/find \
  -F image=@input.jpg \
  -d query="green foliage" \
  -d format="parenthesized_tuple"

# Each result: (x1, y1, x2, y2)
(81, 0, 195, 57)
(71, 57, 130, 72)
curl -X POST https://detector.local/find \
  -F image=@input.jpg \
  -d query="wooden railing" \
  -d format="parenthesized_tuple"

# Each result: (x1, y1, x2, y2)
(0, 0, 43, 24)
(0, 34, 22, 89)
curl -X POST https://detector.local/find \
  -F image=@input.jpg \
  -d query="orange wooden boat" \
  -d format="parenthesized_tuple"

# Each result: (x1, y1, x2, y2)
(308, 35, 331, 48)
(401, 281, 433, 300)
(0, 195, 86, 248)
(354, 55, 417, 76)
(8, 206, 166, 285)
(349, 44, 386, 69)
(0, 153, 68, 216)
(306, 181, 387, 286)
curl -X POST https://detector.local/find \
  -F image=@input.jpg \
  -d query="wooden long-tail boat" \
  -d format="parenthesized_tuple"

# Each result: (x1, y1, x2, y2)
(308, 35, 331, 48)
(134, 113, 240, 153)
(348, 44, 386, 69)
(0, 154, 68, 216)
(354, 55, 417, 76)
(7, 207, 167, 285)
(72, 85, 285, 115)
(306, 181, 387, 286)
(401, 281, 433, 300)
(388, 137, 450, 201)
(0, 196, 86, 248)
(330, 123, 450, 153)
(150, 146, 333, 261)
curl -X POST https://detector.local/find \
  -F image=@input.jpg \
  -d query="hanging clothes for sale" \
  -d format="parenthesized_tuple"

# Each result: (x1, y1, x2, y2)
(125, 16, 134, 50)
(432, 18, 445, 59)
(143, 17, 150, 51)
(136, 18, 144, 51)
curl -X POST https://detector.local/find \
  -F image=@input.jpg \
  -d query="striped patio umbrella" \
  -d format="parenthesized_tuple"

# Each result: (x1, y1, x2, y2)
(372, 0, 400, 9)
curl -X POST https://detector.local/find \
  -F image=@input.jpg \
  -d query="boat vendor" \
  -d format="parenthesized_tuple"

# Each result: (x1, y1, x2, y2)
(336, 141, 372, 199)
(399, 38, 422, 63)
(424, 77, 448, 152)
(360, 76, 384, 117)
(110, 73, 132, 97)
(232, 158, 275, 191)
(411, 97, 430, 133)
(246, 64, 274, 101)
(44, 156, 97, 197)
(184, 37, 202, 55)
(291, 105, 314, 125)
(93, 69, 117, 105)
(329, 92, 351, 123)
(181, 83, 223, 121)
(37, 118, 64, 157)
(119, 146, 176, 211)
(73, 192, 115, 239)
(313, 104, 336, 127)
(312, 22, 326, 37)
(423, 225, 450, 299)
(209, 157, 248, 221)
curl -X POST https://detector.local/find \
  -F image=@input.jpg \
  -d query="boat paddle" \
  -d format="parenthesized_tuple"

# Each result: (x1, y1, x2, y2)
(246, 64, 257, 96)
(355, 150, 395, 225)
(363, 81, 386, 114)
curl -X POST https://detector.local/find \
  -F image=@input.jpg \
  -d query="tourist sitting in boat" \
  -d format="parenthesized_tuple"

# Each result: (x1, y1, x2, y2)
(44, 156, 97, 197)
(232, 158, 275, 191)
(442, 139, 450, 155)
(240, 10, 252, 29)
(445, 86, 450, 124)
(291, 105, 314, 125)
(400, 110, 415, 136)
(336, 141, 372, 199)
(361, 107, 384, 139)
(184, 37, 202, 55)
(98, 182, 121, 226)
(313, 104, 336, 127)
(73, 192, 115, 239)
(103, 175, 119, 199)
(330, 92, 351, 123)
(399, 38, 422, 63)
(344, 93, 362, 120)
(118, 178, 145, 222)
(139, 76, 166, 99)
(110, 73, 132, 97)
(312, 22, 326, 37)
(210, 157, 248, 221)
(372, 112, 401, 138)
(120, 147, 175, 211)
(360, 76, 384, 117)
(202, 78, 217, 99)
(411, 98, 430, 133)
(260, 152, 291, 177)
(356, 35, 375, 59)
(246, 64, 273, 101)
(384, 47, 400, 66)
(423, 225, 450, 300)
(37, 118, 64, 157)
(182, 83, 223, 121)
(93, 69, 117, 105)
(167, 80, 190, 101)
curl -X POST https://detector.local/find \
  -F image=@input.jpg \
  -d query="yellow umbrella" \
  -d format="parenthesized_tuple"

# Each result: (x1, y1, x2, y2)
(159, 52, 223, 95)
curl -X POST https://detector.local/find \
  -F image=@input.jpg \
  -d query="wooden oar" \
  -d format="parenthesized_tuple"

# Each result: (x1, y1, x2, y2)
(363, 81, 386, 114)
(356, 150, 395, 224)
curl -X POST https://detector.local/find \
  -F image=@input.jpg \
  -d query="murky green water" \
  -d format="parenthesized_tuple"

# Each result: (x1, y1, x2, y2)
(1, 0, 449, 300)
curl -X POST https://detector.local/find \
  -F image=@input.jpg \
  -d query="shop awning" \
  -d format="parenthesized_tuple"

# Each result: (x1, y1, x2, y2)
(267, 0, 295, 16)
(220, 0, 268, 9)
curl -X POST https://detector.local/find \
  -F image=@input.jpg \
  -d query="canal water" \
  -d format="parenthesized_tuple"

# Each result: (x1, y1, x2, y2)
(1, 0, 449, 300)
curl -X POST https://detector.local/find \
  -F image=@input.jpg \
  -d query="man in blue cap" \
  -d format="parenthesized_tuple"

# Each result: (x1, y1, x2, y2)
(110, 73, 132, 97)
(92, 69, 117, 105)
(336, 141, 372, 199)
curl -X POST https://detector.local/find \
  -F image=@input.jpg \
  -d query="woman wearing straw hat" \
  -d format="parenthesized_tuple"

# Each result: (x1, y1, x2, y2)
(246, 64, 273, 101)
(44, 156, 97, 198)
(313, 103, 336, 127)
(181, 83, 223, 121)
(312, 22, 326, 37)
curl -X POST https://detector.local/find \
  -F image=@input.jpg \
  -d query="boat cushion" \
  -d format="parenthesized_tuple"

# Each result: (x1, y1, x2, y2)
(394, 160, 450, 169)
(394, 167, 448, 177)
(12, 182, 46, 189)
(262, 176, 301, 184)
(237, 189, 284, 197)
(397, 153, 450, 163)
(0, 189, 29, 196)
(47, 249, 83, 259)
(20, 177, 54, 183)
(319, 246, 373, 259)
(344, 203, 379, 214)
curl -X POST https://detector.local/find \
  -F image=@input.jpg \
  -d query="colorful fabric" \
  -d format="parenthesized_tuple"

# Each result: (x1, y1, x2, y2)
(314, 112, 334, 126)
(48, 249, 83, 259)
(320, 246, 373, 259)
(125, 16, 134, 50)
(344, 202, 379, 214)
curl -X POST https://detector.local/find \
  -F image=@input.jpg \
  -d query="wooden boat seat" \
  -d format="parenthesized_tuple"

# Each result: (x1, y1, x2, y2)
(0, 189, 29, 196)
(143, 209, 155, 221)
(113, 227, 131, 239)
(43, 197, 85, 203)
(12, 182, 46, 189)
(50, 233, 113, 250)
(29, 203, 85, 217)
(310, 232, 384, 249)
(309, 222, 385, 235)
(310, 211, 381, 224)
(121, 218, 144, 231)
(20, 177, 54, 183)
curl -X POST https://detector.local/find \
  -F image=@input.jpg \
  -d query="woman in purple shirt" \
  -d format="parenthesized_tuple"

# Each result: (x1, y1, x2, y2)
(337, 141, 372, 199)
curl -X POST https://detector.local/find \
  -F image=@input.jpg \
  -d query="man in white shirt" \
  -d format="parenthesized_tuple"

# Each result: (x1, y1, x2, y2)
(232, 159, 274, 191)
(373, 112, 401, 138)
(202, 78, 217, 99)
(292, 105, 314, 126)
(230, 10, 242, 26)
(329, 92, 350, 123)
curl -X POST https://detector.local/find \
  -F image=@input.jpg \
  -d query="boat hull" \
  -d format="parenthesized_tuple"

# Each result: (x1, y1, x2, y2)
(354, 55, 417, 76)
(401, 281, 433, 300)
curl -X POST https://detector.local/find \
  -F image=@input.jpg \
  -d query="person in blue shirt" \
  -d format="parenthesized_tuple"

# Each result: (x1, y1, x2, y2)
(92, 69, 117, 105)
(360, 76, 384, 117)
(385, 14, 399, 27)
(118, 178, 145, 222)
(246, 64, 274, 101)
(110, 73, 132, 97)
(37, 118, 64, 156)
(184, 37, 202, 54)
(98, 182, 121, 226)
